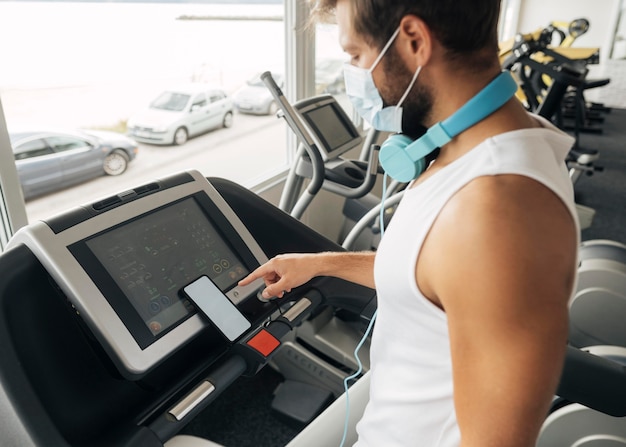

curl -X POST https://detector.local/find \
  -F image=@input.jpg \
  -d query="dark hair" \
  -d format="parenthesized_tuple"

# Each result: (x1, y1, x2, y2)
(312, 0, 501, 68)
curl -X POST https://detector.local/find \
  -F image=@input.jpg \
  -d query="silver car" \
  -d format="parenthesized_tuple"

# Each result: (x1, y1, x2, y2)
(10, 129, 138, 201)
(127, 84, 234, 146)
(233, 73, 284, 116)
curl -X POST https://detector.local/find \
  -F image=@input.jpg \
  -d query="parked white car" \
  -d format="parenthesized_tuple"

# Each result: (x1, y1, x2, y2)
(233, 73, 284, 116)
(127, 84, 234, 146)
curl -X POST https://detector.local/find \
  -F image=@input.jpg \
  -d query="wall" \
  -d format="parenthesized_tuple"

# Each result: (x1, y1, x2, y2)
(516, 0, 621, 62)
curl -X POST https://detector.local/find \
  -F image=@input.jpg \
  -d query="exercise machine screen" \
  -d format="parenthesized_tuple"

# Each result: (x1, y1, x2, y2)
(296, 96, 362, 160)
(82, 197, 250, 338)
(7, 171, 267, 378)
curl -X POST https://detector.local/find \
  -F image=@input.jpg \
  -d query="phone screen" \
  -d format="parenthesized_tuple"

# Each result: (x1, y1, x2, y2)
(183, 276, 251, 342)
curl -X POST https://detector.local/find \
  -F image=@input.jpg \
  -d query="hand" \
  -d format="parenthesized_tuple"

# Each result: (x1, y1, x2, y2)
(238, 253, 321, 300)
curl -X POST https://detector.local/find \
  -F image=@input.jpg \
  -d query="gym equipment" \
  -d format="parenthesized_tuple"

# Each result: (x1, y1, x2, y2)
(537, 345, 626, 447)
(7, 170, 271, 378)
(545, 18, 613, 124)
(0, 170, 377, 446)
(2, 170, 625, 446)
(501, 17, 613, 138)
(260, 71, 382, 222)
(500, 31, 604, 184)
(260, 71, 398, 251)
(539, 237, 626, 445)
(569, 239, 626, 349)
(550, 18, 590, 48)
(499, 18, 610, 124)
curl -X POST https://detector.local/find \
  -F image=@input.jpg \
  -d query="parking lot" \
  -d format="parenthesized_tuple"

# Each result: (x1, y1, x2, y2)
(24, 112, 287, 222)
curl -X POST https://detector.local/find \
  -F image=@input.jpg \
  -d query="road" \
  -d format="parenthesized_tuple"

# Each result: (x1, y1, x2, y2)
(25, 112, 287, 222)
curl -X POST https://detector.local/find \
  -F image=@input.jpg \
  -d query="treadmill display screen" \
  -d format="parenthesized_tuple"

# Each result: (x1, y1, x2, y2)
(301, 102, 359, 155)
(84, 197, 249, 339)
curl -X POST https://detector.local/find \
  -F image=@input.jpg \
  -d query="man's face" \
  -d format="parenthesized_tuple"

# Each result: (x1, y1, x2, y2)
(336, 0, 432, 138)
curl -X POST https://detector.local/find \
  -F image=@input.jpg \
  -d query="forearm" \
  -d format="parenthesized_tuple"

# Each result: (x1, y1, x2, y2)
(312, 251, 376, 289)
(239, 250, 376, 299)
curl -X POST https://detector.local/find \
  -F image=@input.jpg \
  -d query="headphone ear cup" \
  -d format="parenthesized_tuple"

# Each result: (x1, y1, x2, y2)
(379, 134, 427, 183)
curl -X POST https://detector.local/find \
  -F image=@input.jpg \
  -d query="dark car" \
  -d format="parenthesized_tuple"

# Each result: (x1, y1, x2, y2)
(10, 129, 138, 200)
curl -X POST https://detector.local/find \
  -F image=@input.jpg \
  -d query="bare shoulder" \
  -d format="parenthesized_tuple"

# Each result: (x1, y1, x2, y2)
(419, 174, 578, 311)
(445, 174, 576, 247)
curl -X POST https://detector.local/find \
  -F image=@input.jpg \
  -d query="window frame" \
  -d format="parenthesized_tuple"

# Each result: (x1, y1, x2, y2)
(0, 97, 28, 250)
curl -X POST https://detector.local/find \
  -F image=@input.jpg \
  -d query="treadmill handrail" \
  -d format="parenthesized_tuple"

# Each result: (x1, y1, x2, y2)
(261, 71, 325, 219)
(342, 189, 405, 250)
(557, 345, 626, 417)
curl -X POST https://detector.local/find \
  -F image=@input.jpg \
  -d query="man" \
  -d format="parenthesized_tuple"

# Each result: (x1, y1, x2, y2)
(240, 0, 579, 445)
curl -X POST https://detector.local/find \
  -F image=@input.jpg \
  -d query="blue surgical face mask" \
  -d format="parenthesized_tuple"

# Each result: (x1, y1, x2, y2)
(343, 26, 422, 133)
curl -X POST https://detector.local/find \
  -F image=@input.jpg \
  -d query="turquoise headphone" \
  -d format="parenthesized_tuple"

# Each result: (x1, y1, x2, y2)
(378, 71, 519, 182)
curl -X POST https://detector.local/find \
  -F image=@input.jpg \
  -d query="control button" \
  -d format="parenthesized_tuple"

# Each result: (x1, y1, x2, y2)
(246, 329, 280, 357)
(256, 288, 276, 303)
(149, 301, 161, 314)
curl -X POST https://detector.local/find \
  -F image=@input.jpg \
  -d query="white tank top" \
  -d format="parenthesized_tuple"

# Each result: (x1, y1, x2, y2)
(354, 115, 579, 446)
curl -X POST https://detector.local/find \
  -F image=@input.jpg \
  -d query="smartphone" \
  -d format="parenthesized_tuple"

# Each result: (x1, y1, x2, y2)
(182, 275, 251, 342)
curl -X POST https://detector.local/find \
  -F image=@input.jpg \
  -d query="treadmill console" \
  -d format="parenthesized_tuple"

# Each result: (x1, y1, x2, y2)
(7, 170, 267, 379)
(295, 95, 362, 161)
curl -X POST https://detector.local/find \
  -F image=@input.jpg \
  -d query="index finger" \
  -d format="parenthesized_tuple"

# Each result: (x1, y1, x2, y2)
(238, 262, 273, 286)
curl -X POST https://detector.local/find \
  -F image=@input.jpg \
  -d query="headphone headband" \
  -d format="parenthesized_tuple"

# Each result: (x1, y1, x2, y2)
(379, 71, 519, 182)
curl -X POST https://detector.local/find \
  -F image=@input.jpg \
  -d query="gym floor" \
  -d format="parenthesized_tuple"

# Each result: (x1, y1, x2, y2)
(181, 106, 626, 447)
(575, 107, 626, 245)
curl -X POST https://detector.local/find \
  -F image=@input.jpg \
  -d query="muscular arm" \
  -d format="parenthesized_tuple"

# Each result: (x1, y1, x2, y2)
(239, 251, 376, 299)
(419, 175, 578, 447)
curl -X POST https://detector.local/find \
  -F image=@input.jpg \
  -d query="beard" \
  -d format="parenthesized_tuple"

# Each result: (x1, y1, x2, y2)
(380, 46, 433, 140)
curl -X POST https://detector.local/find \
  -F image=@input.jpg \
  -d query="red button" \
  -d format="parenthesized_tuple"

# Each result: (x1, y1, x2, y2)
(247, 329, 280, 357)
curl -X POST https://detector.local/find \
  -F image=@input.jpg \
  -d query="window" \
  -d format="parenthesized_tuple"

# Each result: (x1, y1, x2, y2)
(315, 22, 354, 121)
(14, 139, 54, 161)
(46, 136, 90, 153)
(209, 92, 225, 103)
(0, 1, 288, 226)
(152, 93, 191, 112)
(499, 0, 522, 42)
(192, 93, 208, 109)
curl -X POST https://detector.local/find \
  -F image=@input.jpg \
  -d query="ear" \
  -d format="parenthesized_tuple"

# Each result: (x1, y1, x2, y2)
(397, 15, 433, 68)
